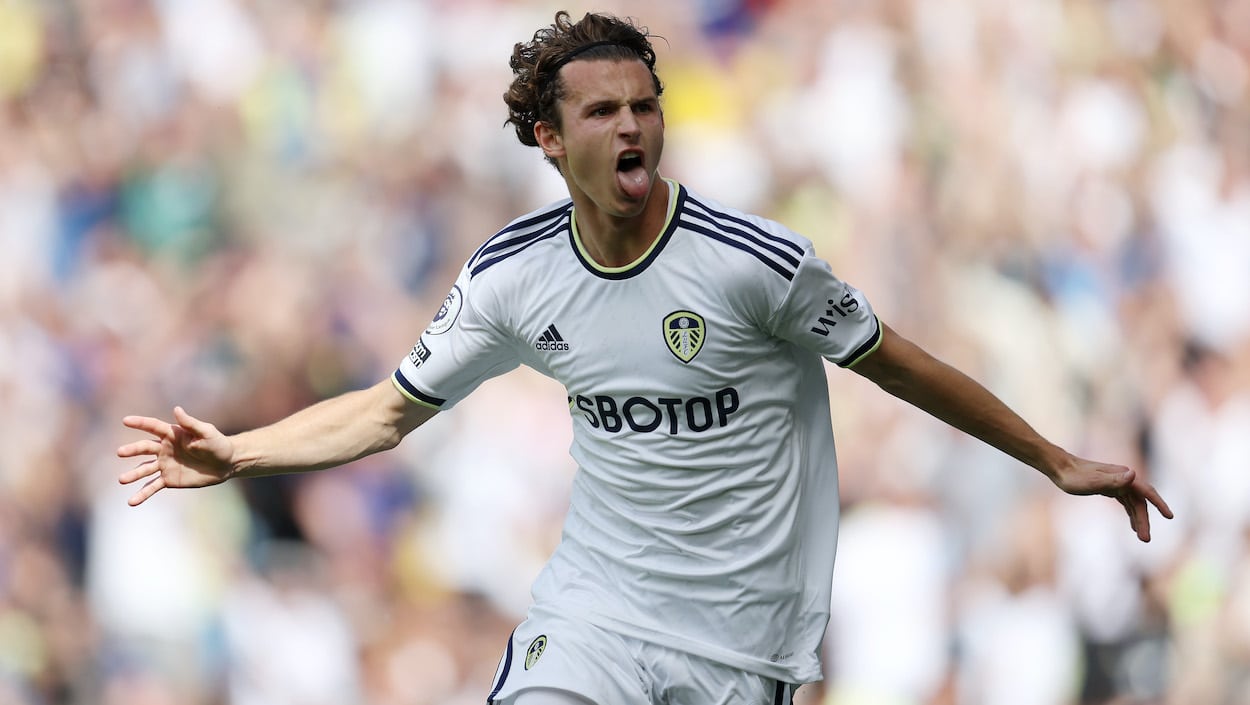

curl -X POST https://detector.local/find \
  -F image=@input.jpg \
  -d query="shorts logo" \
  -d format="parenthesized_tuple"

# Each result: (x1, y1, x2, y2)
(524, 635, 547, 670)
(425, 285, 463, 335)
(663, 310, 705, 363)
(408, 338, 432, 367)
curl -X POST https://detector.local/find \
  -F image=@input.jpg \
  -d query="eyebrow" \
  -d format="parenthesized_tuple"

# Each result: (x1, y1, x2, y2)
(580, 96, 658, 111)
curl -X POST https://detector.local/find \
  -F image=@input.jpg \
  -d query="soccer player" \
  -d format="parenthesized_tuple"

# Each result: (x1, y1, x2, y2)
(117, 11, 1172, 705)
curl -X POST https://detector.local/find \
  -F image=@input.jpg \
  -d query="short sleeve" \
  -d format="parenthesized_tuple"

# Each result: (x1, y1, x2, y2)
(391, 267, 521, 409)
(767, 252, 883, 367)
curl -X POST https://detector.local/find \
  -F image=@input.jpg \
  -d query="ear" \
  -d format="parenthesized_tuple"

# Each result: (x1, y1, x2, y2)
(535, 121, 565, 161)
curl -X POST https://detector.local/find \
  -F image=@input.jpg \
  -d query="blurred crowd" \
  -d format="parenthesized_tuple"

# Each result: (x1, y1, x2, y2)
(1, 0, 1248, 703)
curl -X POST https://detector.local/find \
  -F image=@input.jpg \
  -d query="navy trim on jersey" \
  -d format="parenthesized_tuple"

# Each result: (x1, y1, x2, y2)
(773, 681, 796, 705)
(681, 219, 796, 281)
(470, 201, 572, 265)
(680, 198, 803, 281)
(569, 184, 688, 280)
(487, 629, 516, 704)
(685, 196, 805, 259)
(469, 202, 573, 272)
(836, 315, 883, 368)
(392, 370, 447, 407)
(471, 219, 570, 278)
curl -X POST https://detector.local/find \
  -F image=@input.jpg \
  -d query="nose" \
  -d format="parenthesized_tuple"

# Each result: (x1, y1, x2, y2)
(617, 107, 641, 138)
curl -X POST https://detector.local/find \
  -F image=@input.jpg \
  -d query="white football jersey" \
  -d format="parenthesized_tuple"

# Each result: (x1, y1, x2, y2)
(393, 179, 882, 684)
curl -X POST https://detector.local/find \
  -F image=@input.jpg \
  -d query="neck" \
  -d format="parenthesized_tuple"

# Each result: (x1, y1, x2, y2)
(572, 179, 671, 268)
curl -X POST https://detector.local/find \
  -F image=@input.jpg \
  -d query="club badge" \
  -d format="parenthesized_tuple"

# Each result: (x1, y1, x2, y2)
(525, 635, 547, 670)
(663, 310, 706, 363)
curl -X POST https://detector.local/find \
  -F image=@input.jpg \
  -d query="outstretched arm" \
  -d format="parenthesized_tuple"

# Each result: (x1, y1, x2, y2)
(117, 378, 437, 506)
(851, 322, 1172, 542)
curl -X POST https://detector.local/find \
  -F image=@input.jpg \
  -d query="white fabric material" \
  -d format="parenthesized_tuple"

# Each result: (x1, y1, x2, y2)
(509, 690, 597, 705)
(487, 606, 794, 705)
(395, 180, 881, 684)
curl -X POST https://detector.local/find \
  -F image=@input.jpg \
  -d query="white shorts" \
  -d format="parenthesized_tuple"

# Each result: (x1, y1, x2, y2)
(486, 608, 797, 705)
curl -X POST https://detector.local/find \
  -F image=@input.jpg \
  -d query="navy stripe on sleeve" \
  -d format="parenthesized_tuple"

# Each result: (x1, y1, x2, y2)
(392, 370, 447, 407)
(836, 315, 884, 368)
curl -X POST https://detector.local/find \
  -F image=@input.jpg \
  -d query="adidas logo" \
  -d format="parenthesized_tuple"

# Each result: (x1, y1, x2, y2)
(534, 324, 570, 352)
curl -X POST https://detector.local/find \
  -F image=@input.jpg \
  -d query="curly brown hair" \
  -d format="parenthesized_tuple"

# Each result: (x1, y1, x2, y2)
(504, 11, 664, 169)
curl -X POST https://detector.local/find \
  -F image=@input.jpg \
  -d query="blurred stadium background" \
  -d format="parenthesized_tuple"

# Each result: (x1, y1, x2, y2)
(1, 0, 1249, 703)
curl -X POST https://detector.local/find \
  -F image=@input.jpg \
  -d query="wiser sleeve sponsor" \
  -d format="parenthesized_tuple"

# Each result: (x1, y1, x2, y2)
(767, 251, 882, 367)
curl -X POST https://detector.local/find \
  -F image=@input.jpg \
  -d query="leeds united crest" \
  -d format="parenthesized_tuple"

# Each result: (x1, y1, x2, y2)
(663, 311, 705, 363)
(525, 635, 547, 670)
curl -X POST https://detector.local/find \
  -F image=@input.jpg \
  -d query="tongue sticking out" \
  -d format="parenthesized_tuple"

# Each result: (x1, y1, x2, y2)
(617, 163, 651, 200)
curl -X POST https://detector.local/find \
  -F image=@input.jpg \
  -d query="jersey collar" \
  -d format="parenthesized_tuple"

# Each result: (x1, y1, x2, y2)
(569, 178, 685, 280)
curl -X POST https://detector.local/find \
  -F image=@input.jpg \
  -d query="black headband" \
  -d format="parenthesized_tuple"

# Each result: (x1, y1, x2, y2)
(541, 41, 633, 92)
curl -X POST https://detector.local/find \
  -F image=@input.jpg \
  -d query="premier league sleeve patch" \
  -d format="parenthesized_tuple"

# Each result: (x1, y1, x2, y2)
(425, 285, 464, 335)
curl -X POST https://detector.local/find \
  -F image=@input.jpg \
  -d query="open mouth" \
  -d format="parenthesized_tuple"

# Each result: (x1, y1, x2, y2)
(616, 153, 643, 172)
(615, 151, 650, 199)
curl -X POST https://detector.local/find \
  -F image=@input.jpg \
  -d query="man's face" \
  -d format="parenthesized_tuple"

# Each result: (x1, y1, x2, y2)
(537, 58, 665, 218)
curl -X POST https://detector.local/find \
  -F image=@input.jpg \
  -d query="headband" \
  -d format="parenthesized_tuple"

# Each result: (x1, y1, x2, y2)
(541, 41, 633, 92)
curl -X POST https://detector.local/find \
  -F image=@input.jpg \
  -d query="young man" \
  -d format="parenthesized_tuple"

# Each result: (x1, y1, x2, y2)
(117, 11, 1172, 705)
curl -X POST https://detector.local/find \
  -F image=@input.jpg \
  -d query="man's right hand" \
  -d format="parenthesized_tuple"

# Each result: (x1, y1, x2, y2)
(117, 406, 235, 506)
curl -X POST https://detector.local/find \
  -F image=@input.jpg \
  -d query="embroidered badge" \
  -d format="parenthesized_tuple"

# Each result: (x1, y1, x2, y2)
(663, 310, 706, 363)
(525, 635, 548, 670)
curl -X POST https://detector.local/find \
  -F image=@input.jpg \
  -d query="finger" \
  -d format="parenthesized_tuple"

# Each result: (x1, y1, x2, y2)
(1126, 493, 1151, 542)
(1117, 495, 1137, 535)
(1136, 502, 1151, 542)
(1084, 466, 1133, 495)
(122, 415, 174, 439)
(1106, 466, 1134, 489)
(1139, 482, 1174, 520)
(116, 439, 163, 459)
(172, 406, 212, 437)
(119, 459, 160, 485)
(128, 474, 166, 507)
